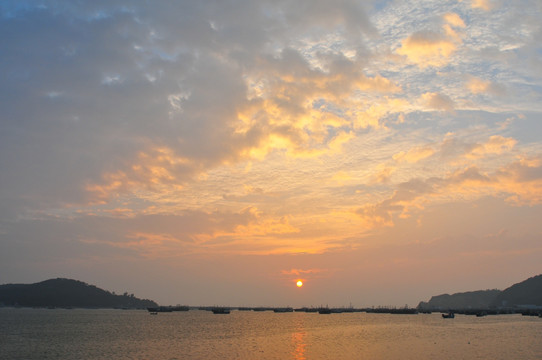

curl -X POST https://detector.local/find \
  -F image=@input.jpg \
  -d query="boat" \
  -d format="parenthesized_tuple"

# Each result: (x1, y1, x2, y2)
(147, 306, 173, 313)
(252, 307, 269, 312)
(211, 307, 230, 314)
(442, 312, 455, 319)
(318, 307, 332, 314)
(273, 307, 293, 313)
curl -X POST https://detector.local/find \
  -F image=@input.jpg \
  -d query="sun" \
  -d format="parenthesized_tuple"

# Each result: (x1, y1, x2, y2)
(296, 280, 303, 288)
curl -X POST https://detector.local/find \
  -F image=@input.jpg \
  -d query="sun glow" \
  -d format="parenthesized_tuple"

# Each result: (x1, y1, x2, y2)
(296, 280, 303, 287)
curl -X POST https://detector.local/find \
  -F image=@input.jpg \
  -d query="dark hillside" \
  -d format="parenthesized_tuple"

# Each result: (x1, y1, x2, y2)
(493, 274, 542, 307)
(0, 278, 158, 308)
(417, 289, 500, 310)
(418, 274, 542, 310)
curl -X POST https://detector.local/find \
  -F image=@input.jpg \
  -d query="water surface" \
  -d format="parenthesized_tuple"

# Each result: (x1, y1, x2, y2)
(1, 308, 541, 359)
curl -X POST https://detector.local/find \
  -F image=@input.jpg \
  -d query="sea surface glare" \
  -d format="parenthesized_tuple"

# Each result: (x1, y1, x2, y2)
(1, 308, 541, 359)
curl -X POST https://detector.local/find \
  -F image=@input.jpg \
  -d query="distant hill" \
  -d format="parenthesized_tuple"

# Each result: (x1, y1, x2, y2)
(418, 274, 542, 310)
(417, 289, 500, 310)
(492, 274, 542, 308)
(0, 278, 158, 309)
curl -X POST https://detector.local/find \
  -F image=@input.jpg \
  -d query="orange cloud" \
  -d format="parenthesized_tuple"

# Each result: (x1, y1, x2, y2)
(467, 135, 517, 159)
(332, 171, 353, 185)
(466, 77, 506, 96)
(81, 232, 192, 259)
(492, 157, 542, 206)
(85, 146, 191, 202)
(471, 0, 494, 11)
(397, 31, 458, 68)
(397, 13, 465, 68)
(281, 268, 328, 276)
(351, 98, 410, 129)
(443, 13, 466, 28)
(393, 146, 435, 164)
(354, 155, 542, 229)
(371, 165, 396, 184)
(421, 92, 455, 111)
(355, 203, 397, 228)
(227, 215, 300, 237)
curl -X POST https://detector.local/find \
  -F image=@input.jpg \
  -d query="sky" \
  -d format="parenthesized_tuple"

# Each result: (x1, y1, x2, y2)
(1, 0, 541, 308)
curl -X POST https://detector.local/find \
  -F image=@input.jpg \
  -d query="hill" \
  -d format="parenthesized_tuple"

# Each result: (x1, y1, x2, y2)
(417, 289, 500, 310)
(492, 274, 542, 308)
(0, 278, 158, 309)
(418, 274, 542, 310)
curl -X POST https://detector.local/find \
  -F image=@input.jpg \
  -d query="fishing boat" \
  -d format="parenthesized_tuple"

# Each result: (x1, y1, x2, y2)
(318, 307, 332, 314)
(442, 312, 455, 319)
(147, 306, 173, 313)
(273, 307, 293, 313)
(211, 307, 230, 314)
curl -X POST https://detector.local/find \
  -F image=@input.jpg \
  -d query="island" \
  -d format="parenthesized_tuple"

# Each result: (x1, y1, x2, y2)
(418, 274, 542, 313)
(0, 278, 158, 309)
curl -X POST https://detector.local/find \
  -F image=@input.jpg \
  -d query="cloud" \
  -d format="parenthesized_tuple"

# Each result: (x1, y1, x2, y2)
(2, 0, 542, 307)
(466, 77, 506, 96)
(439, 134, 517, 163)
(0, 1, 384, 211)
(396, 31, 457, 68)
(470, 0, 494, 11)
(354, 154, 542, 229)
(467, 135, 516, 159)
(420, 92, 456, 111)
(281, 268, 328, 276)
(396, 12, 466, 68)
(393, 146, 435, 164)
(443, 13, 466, 28)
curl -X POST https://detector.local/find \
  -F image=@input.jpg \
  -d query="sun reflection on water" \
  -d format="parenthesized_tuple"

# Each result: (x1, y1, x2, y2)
(291, 318, 307, 360)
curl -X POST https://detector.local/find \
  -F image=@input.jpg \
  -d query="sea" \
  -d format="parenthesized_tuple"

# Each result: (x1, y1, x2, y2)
(1, 308, 541, 359)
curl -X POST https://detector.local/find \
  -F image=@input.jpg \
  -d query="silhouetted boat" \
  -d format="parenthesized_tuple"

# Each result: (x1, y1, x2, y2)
(212, 307, 230, 314)
(273, 307, 293, 313)
(318, 307, 332, 314)
(147, 306, 173, 313)
(252, 307, 270, 312)
(442, 312, 455, 319)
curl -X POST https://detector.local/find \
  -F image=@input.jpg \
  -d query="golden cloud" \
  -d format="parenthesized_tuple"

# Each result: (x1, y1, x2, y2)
(397, 13, 465, 68)
(467, 135, 517, 159)
(354, 155, 542, 230)
(371, 165, 396, 184)
(332, 171, 353, 185)
(397, 31, 458, 68)
(393, 146, 435, 164)
(351, 98, 410, 129)
(85, 146, 190, 202)
(82, 232, 191, 259)
(355, 203, 397, 229)
(420, 92, 455, 111)
(281, 268, 328, 276)
(443, 13, 466, 28)
(466, 76, 506, 96)
(471, 0, 493, 11)
(468, 77, 492, 94)
(229, 215, 300, 237)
